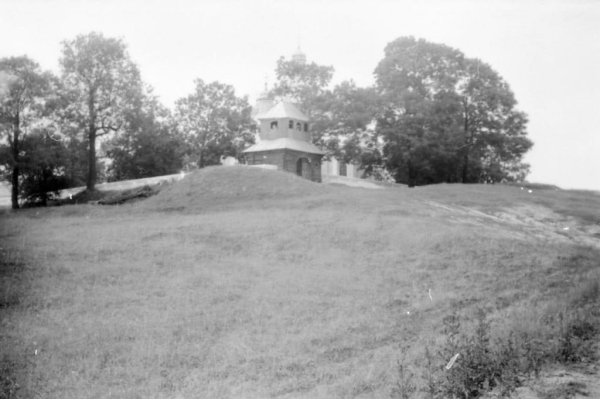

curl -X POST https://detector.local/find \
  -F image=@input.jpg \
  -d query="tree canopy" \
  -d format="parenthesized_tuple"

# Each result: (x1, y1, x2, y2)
(173, 79, 256, 169)
(104, 88, 185, 180)
(271, 56, 334, 121)
(0, 33, 535, 207)
(0, 56, 55, 208)
(60, 32, 144, 190)
(271, 57, 379, 167)
(374, 36, 532, 186)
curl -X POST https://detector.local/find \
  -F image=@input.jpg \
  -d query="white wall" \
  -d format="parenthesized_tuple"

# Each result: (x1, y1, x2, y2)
(322, 158, 358, 178)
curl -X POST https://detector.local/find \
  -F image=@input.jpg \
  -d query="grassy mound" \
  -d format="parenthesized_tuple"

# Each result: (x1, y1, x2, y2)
(142, 165, 330, 212)
(2, 176, 600, 398)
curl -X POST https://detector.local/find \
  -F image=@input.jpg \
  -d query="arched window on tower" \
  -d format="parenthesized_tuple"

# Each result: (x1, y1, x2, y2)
(270, 121, 278, 130)
(289, 120, 293, 129)
(296, 122, 302, 131)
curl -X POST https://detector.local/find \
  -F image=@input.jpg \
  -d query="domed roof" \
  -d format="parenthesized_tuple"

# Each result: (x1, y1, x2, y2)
(292, 46, 306, 64)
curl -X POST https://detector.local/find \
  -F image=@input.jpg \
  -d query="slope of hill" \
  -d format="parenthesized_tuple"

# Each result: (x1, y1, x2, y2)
(1, 169, 599, 399)
(141, 166, 336, 213)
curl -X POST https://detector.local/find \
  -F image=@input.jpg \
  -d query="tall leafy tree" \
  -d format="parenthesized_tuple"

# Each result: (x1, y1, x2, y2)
(272, 56, 380, 169)
(271, 56, 334, 121)
(0, 56, 54, 208)
(327, 81, 378, 164)
(375, 37, 463, 186)
(271, 56, 336, 152)
(374, 36, 532, 185)
(456, 58, 532, 182)
(60, 32, 143, 191)
(173, 79, 256, 169)
(15, 128, 70, 206)
(105, 88, 185, 180)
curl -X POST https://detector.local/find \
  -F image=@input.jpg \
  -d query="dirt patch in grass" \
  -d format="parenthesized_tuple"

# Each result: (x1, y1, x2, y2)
(52, 188, 118, 205)
(422, 200, 600, 249)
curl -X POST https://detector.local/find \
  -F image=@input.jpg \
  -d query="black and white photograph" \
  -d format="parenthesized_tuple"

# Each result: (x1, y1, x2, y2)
(1, 1, 599, 398)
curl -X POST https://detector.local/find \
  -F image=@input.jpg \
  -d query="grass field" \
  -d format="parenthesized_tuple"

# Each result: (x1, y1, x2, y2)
(1, 166, 599, 398)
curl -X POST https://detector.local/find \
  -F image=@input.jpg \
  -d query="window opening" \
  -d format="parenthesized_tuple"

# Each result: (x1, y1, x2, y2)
(339, 162, 347, 177)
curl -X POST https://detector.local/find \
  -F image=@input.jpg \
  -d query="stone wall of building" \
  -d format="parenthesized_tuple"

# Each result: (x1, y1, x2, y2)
(282, 149, 323, 183)
(244, 149, 323, 183)
(245, 150, 286, 170)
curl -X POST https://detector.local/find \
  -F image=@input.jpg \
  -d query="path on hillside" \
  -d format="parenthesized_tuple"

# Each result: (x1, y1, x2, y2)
(424, 200, 600, 249)
(483, 343, 600, 399)
(426, 200, 600, 398)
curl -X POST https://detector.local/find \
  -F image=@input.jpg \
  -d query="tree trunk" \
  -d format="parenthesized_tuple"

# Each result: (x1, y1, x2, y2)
(10, 116, 20, 209)
(408, 162, 416, 188)
(11, 164, 19, 209)
(461, 106, 470, 183)
(41, 170, 48, 207)
(198, 150, 204, 168)
(87, 129, 96, 190)
(198, 130, 207, 168)
(462, 146, 469, 183)
(87, 91, 97, 191)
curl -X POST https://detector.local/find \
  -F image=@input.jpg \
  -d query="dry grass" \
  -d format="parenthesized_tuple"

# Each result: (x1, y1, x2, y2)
(1, 167, 599, 398)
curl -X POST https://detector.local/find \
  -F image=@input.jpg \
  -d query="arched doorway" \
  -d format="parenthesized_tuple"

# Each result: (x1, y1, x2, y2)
(296, 157, 312, 180)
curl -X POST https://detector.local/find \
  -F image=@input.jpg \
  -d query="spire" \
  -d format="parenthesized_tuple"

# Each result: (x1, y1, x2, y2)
(258, 73, 270, 100)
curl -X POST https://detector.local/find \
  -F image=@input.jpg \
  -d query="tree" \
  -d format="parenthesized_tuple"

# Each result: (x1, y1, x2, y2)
(456, 58, 532, 182)
(105, 88, 185, 180)
(271, 56, 334, 120)
(0, 71, 16, 97)
(15, 129, 70, 206)
(60, 32, 143, 191)
(271, 56, 336, 150)
(327, 81, 378, 163)
(0, 56, 54, 209)
(374, 36, 532, 185)
(173, 79, 256, 169)
(272, 56, 381, 169)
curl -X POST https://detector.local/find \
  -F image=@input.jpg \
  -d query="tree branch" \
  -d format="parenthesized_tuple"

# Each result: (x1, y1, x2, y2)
(97, 115, 122, 136)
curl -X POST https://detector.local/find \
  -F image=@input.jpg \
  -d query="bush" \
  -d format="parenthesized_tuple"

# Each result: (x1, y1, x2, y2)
(391, 347, 417, 399)
(435, 309, 518, 398)
(402, 276, 600, 398)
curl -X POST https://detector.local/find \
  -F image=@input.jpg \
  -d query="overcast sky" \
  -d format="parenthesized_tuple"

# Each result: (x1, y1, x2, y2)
(1, 0, 599, 191)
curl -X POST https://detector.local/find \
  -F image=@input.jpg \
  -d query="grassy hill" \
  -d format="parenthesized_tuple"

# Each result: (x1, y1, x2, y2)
(1, 166, 599, 398)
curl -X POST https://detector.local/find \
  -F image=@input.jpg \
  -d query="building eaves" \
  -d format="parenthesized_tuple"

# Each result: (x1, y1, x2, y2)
(243, 138, 324, 155)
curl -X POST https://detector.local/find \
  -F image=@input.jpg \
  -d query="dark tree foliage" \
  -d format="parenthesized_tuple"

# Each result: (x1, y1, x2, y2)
(105, 89, 185, 181)
(60, 32, 144, 191)
(457, 58, 532, 183)
(173, 79, 256, 169)
(17, 131, 70, 206)
(272, 56, 379, 170)
(374, 36, 533, 186)
(326, 81, 378, 162)
(0, 56, 54, 208)
(271, 56, 335, 121)
(271, 56, 336, 150)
